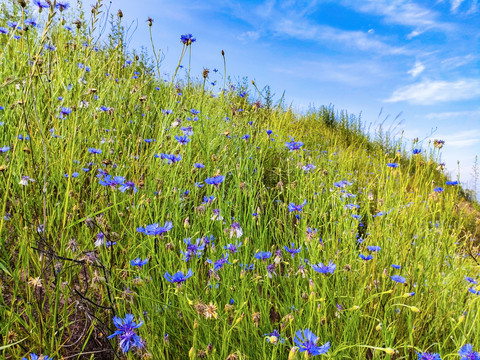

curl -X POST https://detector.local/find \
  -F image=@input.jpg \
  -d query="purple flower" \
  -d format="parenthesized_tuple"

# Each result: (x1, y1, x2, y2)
(33, 0, 50, 9)
(224, 242, 242, 254)
(312, 260, 336, 274)
(465, 276, 478, 285)
(194, 163, 205, 169)
(229, 222, 243, 238)
(359, 254, 373, 261)
(459, 344, 480, 360)
(285, 139, 304, 151)
(205, 175, 225, 187)
(175, 135, 191, 145)
(180, 33, 196, 45)
(181, 238, 205, 261)
(88, 147, 102, 154)
(288, 200, 307, 213)
(155, 153, 182, 164)
(55, 1, 70, 11)
(294, 329, 330, 356)
(390, 275, 406, 283)
(207, 254, 230, 271)
(417, 352, 441, 360)
(108, 314, 144, 353)
(130, 258, 148, 267)
(264, 329, 284, 344)
(60, 107, 72, 117)
(181, 126, 194, 136)
(284, 243, 302, 258)
(367, 245, 381, 252)
(255, 251, 272, 261)
(136, 221, 173, 236)
(0, 146, 10, 153)
(164, 269, 193, 284)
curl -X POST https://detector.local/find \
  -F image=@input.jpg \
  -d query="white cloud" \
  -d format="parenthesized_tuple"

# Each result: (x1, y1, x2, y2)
(450, 0, 465, 12)
(408, 61, 425, 77)
(424, 109, 480, 120)
(386, 79, 480, 104)
(238, 31, 260, 42)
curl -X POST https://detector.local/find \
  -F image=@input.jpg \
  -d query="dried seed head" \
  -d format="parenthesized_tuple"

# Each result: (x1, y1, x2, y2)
(203, 68, 210, 79)
(147, 17, 153, 26)
(118, 9, 123, 18)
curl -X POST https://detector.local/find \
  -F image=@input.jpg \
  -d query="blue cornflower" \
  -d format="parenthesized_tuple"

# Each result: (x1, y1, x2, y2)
(119, 181, 138, 194)
(175, 135, 190, 145)
(25, 19, 38, 27)
(180, 33, 196, 45)
(254, 251, 272, 261)
(303, 164, 316, 173)
(88, 147, 102, 154)
(144, 138, 155, 143)
(387, 163, 399, 168)
(0, 146, 10, 153)
(334, 180, 353, 188)
(207, 253, 230, 271)
(33, 0, 50, 9)
(465, 276, 478, 285)
(194, 163, 205, 168)
(190, 109, 200, 115)
(136, 221, 173, 236)
(391, 264, 401, 269)
(417, 352, 441, 360)
(266, 130, 273, 136)
(312, 260, 336, 274)
(367, 245, 381, 252)
(205, 175, 225, 188)
(288, 200, 307, 213)
(22, 354, 53, 360)
(7, 21, 17, 28)
(294, 329, 330, 356)
(434, 187, 444, 193)
(459, 344, 480, 360)
(359, 254, 373, 261)
(181, 126, 193, 136)
(55, 1, 70, 11)
(182, 238, 205, 260)
(99, 175, 124, 188)
(264, 329, 284, 344)
(229, 222, 243, 238)
(469, 287, 480, 295)
(284, 243, 302, 258)
(413, 148, 422, 154)
(130, 258, 148, 267)
(60, 107, 72, 117)
(446, 181, 458, 186)
(285, 139, 304, 151)
(164, 269, 193, 284)
(242, 134, 250, 140)
(99, 105, 110, 112)
(156, 153, 182, 164)
(224, 242, 242, 254)
(0, 27, 8, 34)
(390, 275, 406, 283)
(108, 314, 144, 353)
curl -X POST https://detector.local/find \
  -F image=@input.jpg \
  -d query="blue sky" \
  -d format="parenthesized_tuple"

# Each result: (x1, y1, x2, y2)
(81, 0, 480, 195)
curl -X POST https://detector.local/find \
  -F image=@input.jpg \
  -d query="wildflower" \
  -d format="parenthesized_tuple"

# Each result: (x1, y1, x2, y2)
(434, 187, 444, 193)
(0, 146, 10, 153)
(387, 163, 399, 168)
(265, 329, 284, 344)
(55, 1, 70, 11)
(293, 329, 330, 356)
(203, 195, 215, 204)
(285, 139, 304, 151)
(211, 208, 223, 221)
(255, 251, 272, 261)
(390, 275, 406, 283)
(0, 27, 8, 34)
(465, 276, 478, 285)
(194, 163, 205, 168)
(459, 344, 480, 360)
(433, 139, 445, 149)
(19, 175, 35, 186)
(391, 264, 401, 269)
(181, 33, 196, 45)
(99, 175, 125, 188)
(156, 153, 182, 164)
(312, 260, 336, 274)
(205, 175, 225, 188)
(164, 269, 193, 284)
(288, 200, 307, 213)
(413, 149, 422, 154)
(284, 243, 302, 258)
(468, 287, 480, 295)
(182, 238, 205, 260)
(25, 19, 38, 27)
(175, 135, 191, 145)
(229, 222, 243, 238)
(119, 181, 138, 194)
(136, 221, 173, 236)
(33, 0, 50, 9)
(446, 181, 458, 186)
(130, 258, 148, 267)
(88, 147, 102, 154)
(416, 351, 441, 360)
(367, 245, 381, 252)
(190, 109, 200, 115)
(242, 134, 250, 140)
(22, 354, 53, 360)
(181, 126, 194, 136)
(60, 107, 72, 118)
(224, 242, 242, 254)
(334, 180, 353, 188)
(303, 164, 316, 173)
(207, 253, 230, 271)
(359, 254, 373, 261)
(108, 314, 144, 353)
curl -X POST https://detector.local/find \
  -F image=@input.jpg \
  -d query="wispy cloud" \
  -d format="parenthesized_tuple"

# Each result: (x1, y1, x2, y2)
(386, 79, 480, 104)
(408, 61, 425, 77)
(238, 31, 260, 42)
(429, 129, 480, 148)
(424, 109, 480, 120)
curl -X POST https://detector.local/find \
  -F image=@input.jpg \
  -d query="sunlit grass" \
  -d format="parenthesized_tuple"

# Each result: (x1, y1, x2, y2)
(0, 1, 479, 359)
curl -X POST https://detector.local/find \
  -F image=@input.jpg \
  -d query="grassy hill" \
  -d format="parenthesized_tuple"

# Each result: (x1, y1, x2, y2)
(0, 2, 479, 359)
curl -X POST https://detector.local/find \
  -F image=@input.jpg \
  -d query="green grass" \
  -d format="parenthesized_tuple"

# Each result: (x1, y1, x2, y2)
(0, 1, 479, 360)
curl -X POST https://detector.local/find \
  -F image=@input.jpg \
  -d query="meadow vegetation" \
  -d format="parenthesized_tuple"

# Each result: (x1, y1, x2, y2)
(0, 1, 479, 359)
